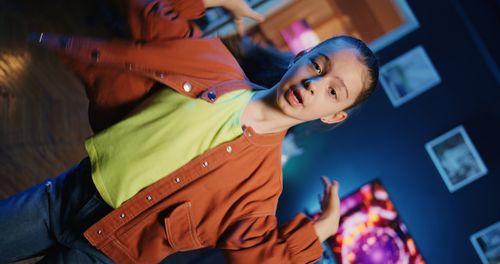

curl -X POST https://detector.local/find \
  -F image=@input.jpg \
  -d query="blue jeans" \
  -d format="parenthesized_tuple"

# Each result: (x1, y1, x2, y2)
(0, 158, 114, 263)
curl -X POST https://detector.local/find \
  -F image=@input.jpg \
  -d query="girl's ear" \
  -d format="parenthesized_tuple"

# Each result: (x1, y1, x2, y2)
(320, 111, 348, 124)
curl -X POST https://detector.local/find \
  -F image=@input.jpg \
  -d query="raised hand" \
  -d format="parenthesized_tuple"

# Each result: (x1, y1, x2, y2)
(313, 176, 341, 242)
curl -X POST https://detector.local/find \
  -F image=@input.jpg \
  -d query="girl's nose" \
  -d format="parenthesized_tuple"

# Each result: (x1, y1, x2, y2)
(302, 79, 315, 95)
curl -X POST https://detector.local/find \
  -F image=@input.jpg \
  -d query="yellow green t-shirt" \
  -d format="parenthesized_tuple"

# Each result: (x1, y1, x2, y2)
(85, 88, 254, 208)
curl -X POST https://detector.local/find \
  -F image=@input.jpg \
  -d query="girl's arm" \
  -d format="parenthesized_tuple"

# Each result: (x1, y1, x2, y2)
(219, 177, 341, 263)
(220, 213, 323, 263)
(124, 0, 263, 41)
(126, 0, 206, 41)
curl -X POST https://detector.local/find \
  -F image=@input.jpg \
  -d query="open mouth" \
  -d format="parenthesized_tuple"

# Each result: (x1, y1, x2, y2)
(286, 86, 303, 107)
(293, 87, 303, 104)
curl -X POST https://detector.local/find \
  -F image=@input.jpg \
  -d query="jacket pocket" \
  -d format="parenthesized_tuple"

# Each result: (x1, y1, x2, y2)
(164, 202, 204, 251)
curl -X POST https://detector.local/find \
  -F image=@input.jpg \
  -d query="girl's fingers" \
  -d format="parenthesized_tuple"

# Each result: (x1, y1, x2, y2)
(235, 18, 245, 36)
(244, 8, 265, 22)
(331, 180, 339, 193)
(319, 177, 340, 215)
(323, 176, 333, 197)
(321, 176, 331, 188)
(330, 181, 340, 216)
(233, 4, 264, 36)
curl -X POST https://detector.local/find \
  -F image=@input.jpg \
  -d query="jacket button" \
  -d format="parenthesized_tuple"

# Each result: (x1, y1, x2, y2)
(226, 146, 232, 153)
(97, 229, 103, 235)
(174, 177, 181, 183)
(201, 161, 209, 168)
(146, 195, 152, 201)
(119, 213, 126, 219)
(207, 91, 217, 102)
(183, 82, 192, 92)
(91, 49, 100, 62)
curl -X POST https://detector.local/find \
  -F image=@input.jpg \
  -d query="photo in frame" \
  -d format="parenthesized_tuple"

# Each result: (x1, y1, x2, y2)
(470, 220, 500, 264)
(425, 125, 488, 193)
(379, 45, 441, 107)
(315, 180, 425, 264)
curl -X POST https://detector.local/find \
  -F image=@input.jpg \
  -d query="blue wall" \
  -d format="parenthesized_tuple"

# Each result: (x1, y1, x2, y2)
(278, 0, 500, 263)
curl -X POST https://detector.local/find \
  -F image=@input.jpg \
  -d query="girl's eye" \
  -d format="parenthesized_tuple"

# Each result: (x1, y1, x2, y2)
(329, 87, 337, 97)
(311, 60, 322, 74)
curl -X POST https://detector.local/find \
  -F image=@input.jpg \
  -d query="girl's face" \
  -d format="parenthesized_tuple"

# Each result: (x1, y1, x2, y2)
(275, 46, 368, 124)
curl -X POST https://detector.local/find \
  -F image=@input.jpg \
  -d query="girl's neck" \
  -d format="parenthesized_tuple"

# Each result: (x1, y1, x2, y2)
(240, 87, 301, 134)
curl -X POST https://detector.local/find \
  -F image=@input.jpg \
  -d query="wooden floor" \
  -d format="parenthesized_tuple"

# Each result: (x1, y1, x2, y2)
(0, 0, 121, 199)
(0, 2, 110, 262)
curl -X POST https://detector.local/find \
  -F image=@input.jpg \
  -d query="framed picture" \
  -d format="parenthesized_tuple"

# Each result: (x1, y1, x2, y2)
(425, 125, 488, 193)
(379, 45, 441, 107)
(470, 220, 500, 264)
(368, 0, 419, 52)
(316, 180, 426, 264)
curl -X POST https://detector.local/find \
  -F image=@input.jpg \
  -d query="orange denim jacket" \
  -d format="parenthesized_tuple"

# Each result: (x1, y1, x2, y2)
(37, 0, 323, 263)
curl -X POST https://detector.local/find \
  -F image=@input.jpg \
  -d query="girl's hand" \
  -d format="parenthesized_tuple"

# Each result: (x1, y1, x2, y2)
(202, 0, 265, 35)
(313, 176, 341, 242)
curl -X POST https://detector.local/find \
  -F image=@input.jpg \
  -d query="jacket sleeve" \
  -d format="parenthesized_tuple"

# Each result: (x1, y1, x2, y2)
(125, 0, 205, 41)
(219, 213, 323, 264)
(31, 0, 208, 132)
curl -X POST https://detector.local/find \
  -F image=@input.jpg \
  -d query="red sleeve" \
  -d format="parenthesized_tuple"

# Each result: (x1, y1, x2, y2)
(220, 213, 323, 264)
(31, 0, 208, 132)
(126, 0, 205, 41)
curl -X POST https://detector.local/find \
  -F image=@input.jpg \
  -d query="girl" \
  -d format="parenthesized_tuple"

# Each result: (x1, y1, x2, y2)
(0, 0, 378, 263)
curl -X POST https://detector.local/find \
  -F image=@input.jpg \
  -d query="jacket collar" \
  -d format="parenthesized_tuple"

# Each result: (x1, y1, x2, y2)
(242, 126, 287, 146)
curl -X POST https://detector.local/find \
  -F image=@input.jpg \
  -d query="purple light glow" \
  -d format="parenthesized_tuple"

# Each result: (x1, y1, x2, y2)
(343, 227, 407, 264)
(325, 181, 426, 264)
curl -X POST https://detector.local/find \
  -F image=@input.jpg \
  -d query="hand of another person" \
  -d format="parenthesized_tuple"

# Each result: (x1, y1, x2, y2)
(202, 0, 265, 35)
(313, 176, 341, 242)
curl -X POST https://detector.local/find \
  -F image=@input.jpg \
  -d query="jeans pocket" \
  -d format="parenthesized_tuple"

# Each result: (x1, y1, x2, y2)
(164, 202, 204, 252)
(60, 195, 109, 244)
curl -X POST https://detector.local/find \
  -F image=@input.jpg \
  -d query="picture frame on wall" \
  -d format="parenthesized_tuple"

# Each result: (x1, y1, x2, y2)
(470, 220, 500, 264)
(379, 45, 441, 107)
(425, 125, 488, 193)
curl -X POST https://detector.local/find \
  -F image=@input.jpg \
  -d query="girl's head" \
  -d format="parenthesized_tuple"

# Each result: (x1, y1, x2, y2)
(312, 35, 379, 109)
(274, 35, 379, 125)
(223, 35, 378, 126)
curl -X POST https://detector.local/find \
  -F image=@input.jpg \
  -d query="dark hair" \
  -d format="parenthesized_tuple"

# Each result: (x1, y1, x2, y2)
(223, 35, 379, 111)
(221, 35, 294, 87)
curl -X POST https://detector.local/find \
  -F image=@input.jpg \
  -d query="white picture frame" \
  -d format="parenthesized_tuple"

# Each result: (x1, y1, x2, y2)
(380, 45, 441, 107)
(369, 0, 419, 52)
(470, 220, 500, 264)
(425, 125, 488, 193)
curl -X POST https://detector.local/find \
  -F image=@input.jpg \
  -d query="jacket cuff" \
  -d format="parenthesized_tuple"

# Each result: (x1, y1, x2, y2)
(283, 213, 324, 263)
